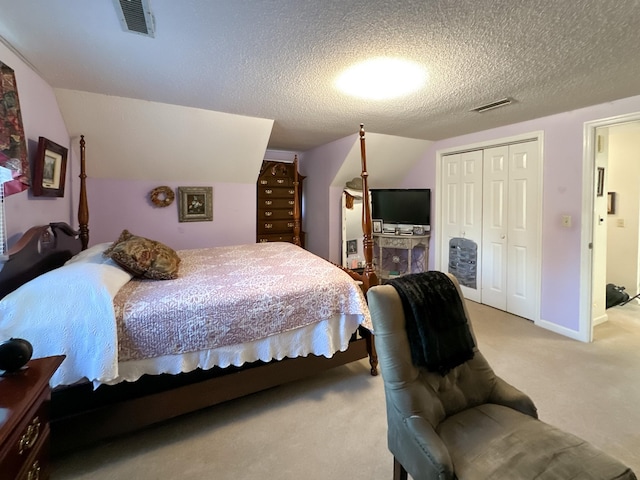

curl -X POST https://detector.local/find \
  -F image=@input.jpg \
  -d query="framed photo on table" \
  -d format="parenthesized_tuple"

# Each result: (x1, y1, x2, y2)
(32, 137, 68, 197)
(347, 239, 358, 255)
(373, 219, 383, 234)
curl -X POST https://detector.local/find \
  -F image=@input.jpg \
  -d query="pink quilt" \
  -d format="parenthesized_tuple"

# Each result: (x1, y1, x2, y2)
(113, 242, 369, 362)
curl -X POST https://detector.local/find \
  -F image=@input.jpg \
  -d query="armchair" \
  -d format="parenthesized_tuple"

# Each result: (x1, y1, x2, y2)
(367, 272, 636, 480)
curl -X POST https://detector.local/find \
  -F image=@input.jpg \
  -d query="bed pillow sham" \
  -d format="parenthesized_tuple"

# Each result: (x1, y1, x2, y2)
(103, 229, 181, 280)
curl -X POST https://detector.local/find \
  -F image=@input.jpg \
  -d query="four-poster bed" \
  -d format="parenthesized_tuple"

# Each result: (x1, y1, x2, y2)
(0, 126, 379, 454)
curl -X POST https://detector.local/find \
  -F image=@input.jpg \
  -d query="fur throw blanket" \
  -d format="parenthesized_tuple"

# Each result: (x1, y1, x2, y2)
(387, 272, 475, 375)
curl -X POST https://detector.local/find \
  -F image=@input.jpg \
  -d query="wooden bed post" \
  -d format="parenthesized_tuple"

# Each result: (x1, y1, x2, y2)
(78, 135, 89, 250)
(292, 155, 302, 247)
(359, 124, 379, 376)
(359, 124, 378, 292)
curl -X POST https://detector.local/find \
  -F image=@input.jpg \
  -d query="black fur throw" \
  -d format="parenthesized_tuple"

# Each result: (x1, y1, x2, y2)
(388, 272, 475, 375)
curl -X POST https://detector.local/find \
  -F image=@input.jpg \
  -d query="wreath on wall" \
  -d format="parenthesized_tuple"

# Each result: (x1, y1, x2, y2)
(149, 186, 175, 207)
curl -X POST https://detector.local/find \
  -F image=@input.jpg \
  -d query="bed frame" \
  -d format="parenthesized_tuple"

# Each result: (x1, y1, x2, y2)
(0, 125, 378, 455)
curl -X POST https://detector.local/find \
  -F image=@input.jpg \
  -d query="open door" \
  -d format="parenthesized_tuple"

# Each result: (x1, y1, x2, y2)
(591, 128, 609, 333)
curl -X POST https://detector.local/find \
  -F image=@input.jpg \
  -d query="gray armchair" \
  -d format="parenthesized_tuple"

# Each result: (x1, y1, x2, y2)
(367, 273, 636, 480)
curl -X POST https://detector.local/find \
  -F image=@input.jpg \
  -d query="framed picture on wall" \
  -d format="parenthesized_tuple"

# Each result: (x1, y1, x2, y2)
(32, 137, 68, 197)
(178, 186, 213, 222)
(597, 167, 605, 197)
(608, 192, 616, 214)
(373, 219, 383, 233)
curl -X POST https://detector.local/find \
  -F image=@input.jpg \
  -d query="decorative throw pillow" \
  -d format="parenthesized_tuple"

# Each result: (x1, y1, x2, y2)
(103, 230, 181, 280)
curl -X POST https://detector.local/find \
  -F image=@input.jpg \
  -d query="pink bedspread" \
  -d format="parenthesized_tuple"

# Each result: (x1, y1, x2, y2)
(113, 242, 369, 362)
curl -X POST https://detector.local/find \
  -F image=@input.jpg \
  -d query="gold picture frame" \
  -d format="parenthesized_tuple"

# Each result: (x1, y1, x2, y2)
(178, 186, 213, 222)
(32, 137, 68, 197)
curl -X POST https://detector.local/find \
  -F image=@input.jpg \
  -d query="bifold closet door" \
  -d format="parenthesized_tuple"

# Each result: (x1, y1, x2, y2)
(441, 150, 483, 302)
(482, 141, 539, 319)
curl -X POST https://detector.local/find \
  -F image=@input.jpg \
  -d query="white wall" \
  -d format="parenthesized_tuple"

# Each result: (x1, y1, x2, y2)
(607, 125, 640, 296)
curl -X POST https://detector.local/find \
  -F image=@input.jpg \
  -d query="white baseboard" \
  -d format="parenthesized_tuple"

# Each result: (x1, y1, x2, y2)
(535, 318, 588, 342)
(592, 313, 608, 326)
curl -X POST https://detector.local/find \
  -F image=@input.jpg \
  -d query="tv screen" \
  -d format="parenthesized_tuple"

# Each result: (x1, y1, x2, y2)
(371, 188, 431, 226)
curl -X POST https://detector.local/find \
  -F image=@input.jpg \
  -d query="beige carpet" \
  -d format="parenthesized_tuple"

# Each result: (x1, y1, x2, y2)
(52, 300, 640, 479)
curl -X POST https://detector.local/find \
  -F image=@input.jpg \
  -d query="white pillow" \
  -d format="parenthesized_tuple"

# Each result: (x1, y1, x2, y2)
(65, 242, 115, 266)
(0, 260, 133, 387)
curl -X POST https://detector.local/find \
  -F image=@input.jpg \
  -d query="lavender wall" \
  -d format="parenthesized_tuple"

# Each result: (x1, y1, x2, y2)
(87, 178, 256, 249)
(299, 135, 357, 260)
(401, 94, 640, 334)
(1, 43, 73, 247)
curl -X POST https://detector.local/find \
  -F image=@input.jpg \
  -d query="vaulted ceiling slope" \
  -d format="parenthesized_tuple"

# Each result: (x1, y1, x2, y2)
(1, 1, 640, 151)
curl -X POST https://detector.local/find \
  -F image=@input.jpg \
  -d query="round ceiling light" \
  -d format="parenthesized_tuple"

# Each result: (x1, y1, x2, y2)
(336, 57, 427, 100)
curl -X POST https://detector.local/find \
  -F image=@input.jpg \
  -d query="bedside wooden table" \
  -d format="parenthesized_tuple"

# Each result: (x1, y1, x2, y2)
(1, 355, 64, 480)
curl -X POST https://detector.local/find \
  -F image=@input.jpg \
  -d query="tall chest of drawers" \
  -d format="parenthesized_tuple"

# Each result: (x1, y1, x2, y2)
(256, 160, 305, 245)
(0, 355, 64, 480)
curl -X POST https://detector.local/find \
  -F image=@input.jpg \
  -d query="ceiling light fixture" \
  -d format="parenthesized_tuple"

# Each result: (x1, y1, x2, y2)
(336, 58, 427, 100)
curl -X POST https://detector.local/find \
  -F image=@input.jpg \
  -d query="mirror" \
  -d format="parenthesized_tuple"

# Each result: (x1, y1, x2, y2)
(341, 188, 366, 270)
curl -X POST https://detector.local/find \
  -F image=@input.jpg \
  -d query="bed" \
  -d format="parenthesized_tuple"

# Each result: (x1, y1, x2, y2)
(0, 125, 379, 454)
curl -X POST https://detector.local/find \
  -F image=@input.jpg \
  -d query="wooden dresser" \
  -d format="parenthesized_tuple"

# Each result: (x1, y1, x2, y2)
(1, 355, 64, 480)
(256, 160, 305, 245)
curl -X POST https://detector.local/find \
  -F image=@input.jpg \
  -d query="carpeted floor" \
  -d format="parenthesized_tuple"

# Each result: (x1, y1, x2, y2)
(51, 300, 640, 479)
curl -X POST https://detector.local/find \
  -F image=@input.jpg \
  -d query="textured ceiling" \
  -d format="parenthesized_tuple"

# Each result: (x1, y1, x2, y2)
(1, 0, 639, 151)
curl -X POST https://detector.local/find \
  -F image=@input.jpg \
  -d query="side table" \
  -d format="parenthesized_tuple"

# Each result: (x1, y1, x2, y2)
(1, 355, 64, 480)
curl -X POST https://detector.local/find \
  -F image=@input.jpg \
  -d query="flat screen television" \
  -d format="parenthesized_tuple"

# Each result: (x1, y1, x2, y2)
(371, 188, 431, 226)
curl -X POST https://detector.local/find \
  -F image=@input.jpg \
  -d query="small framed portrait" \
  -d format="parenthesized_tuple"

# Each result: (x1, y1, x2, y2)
(178, 186, 213, 222)
(607, 192, 616, 215)
(597, 167, 605, 197)
(412, 226, 425, 235)
(347, 239, 357, 255)
(32, 137, 68, 197)
(372, 219, 383, 234)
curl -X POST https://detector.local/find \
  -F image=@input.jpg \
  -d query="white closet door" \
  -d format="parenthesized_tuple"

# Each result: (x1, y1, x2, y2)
(505, 140, 539, 319)
(481, 146, 509, 310)
(441, 150, 483, 302)
(482, 141, 539, 318)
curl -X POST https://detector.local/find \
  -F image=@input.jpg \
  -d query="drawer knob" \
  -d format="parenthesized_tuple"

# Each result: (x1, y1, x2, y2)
(277, 179, 284, 184)
(27, 460, 41, 480)
(288, 211, 293, 216)
(288, 200, 294, 205)
(260, 180, 268, 185)
(265, 189, 273, 194)
(265, 200, 273, 205)
(19, 416, 40, 455)
(265, 224, 273, 229)
(287, 222, 294, 228)
(288, 189, 294, 194)
(265, 211, 273, 216)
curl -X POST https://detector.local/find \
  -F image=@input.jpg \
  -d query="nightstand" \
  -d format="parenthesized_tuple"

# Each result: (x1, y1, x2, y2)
(0, 355, 64, 480)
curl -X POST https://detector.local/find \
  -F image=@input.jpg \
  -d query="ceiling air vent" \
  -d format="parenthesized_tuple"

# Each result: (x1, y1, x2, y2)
(471, 98, 513, 113)
(113, 0, 155, 37)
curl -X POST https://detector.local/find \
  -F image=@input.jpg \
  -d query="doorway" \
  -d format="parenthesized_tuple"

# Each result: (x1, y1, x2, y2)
(581, 113, 640, 342)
